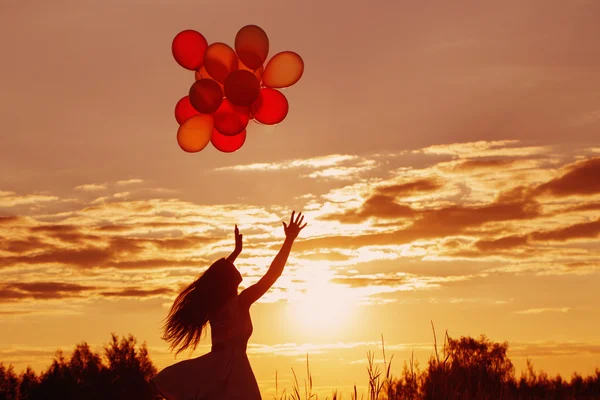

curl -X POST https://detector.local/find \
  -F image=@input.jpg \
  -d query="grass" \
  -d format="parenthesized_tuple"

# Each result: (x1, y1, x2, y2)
(271, 322, 600, 400)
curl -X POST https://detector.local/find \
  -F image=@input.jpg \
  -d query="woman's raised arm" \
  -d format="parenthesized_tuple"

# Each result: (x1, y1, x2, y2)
(239, 211, 307, 308)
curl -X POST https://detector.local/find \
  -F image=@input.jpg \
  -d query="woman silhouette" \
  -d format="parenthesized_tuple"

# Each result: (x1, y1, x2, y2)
(150, 211, 307, 400)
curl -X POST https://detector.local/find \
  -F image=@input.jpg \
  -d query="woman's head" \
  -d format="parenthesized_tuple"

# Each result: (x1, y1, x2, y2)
(161, 258, 242, 356)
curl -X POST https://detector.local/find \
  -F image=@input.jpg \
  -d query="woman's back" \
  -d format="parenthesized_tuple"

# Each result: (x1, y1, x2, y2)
(209, 295, 253, 352)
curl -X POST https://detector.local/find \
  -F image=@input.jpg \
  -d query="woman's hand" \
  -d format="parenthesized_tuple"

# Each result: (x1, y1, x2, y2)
(282, 211, 307, 240)
(227, 225, 243, 264)
(234, 224, 243, 253)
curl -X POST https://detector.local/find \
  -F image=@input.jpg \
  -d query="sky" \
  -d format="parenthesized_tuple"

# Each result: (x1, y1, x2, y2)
(1, 0, 600, 397)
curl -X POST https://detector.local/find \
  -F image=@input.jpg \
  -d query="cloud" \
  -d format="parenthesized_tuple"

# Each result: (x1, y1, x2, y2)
(1, 248, 112, 269)
(445, 159, 518, 172)
(322, 195, 414, 223)
(215, 154, 378, 181)
(115, 179, 144, 186)
(515, 307, 571, 315)
(311, 196, 540, 251)
(475, 235, 528, 251)
(0, 216, 21, 225)
(509, 341, 600, 358)
(99, 287, 173, 298)
(534, 158, 600, 197)
(2, 142, 600, 311)
(74, 183, 107, 192)
(0, 282, 95, 302)
(216, 154, 360, 172)
(377, 178, 444, 197)
(0, 192, 59, 207)
(418, 140, 552, 159)
(530, 219, 600, 242)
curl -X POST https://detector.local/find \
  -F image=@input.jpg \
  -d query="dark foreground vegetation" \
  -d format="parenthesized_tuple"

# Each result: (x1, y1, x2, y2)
(1, 329, 599, 400)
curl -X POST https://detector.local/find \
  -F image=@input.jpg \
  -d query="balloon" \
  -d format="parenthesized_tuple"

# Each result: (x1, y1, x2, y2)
(211, 128, 246, 153)
(238, 59, 263, 81)
(195, 66, 224, 91)
(189, 79, 223, 114)
(174, 96, 200, 125)
(224, 70, 260, 106)
(263, 51, 304, 88)
(252, 88, 289, 125)
(203, 43, 239, 83)
(214, 99, 250, 136)
(194, 65, 209, 80)
(172, 30, 208, 70)
(177, 114, 214, 153)
(234, 25, 269, 70)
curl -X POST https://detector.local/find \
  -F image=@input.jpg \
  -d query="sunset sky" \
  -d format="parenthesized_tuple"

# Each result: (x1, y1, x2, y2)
(1, 0, 600, 397)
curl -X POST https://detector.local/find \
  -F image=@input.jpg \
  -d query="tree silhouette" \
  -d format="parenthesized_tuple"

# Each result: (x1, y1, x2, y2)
(0, 334, 157, 400)
(1, 332, 599, 400)
(0, 363, 19, 400)
(103, 333, 156, 400)
(16, 368, 38, 400)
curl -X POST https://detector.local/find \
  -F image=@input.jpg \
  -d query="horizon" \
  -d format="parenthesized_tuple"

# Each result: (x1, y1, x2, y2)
(1, 0, 600, 398)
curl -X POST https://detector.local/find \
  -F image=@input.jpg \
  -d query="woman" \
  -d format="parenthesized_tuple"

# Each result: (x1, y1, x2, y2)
(150, 211, 307, 400)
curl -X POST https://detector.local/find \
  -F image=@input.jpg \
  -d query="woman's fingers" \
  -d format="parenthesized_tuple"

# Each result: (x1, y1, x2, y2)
(300, 222, 308, 230)
(297, 214, 304, 226)
(289, 211, 295, 226)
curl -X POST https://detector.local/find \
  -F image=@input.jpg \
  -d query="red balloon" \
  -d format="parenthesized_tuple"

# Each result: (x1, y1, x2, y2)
(172, 30, 208, 71)
(224, 70, 260, 106)
(211, 128, 246, 153)
(177, 114, 214, 153)
(235, 25, 269, 70)
(214, 99, 249, 136)
(252, 88, 289, 125)
(203, 43, 239, 83)
(189, 79, 223, 114)
(263, 51, 304, 88)
(174, 96, 200, 125)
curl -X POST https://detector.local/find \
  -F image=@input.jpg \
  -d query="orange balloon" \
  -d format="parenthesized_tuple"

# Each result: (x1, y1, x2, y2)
(238, 59, 263, 81)
(252, 88, 289, 125)
(211, 128, 246, 153)
(263, 51, 304, 89)
(224, 70, 260, 106)
(203, 43, 239, 83)
(174, 96, 200, 125)
(177, 114, 214, 153)
(234, 25, 269, 70)
(172, 30, 208, 70)
(214, 99, 249, 136)
(189, 79, 223, 114)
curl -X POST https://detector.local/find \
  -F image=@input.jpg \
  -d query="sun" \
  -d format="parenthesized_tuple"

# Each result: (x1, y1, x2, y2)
(285, 267, 356, 337)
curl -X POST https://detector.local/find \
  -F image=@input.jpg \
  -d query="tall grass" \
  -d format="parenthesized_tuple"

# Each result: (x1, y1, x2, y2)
(272, 322, 600, 400)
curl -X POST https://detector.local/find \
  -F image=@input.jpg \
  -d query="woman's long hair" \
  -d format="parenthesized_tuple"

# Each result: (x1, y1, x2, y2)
(161, 258, 242, 356)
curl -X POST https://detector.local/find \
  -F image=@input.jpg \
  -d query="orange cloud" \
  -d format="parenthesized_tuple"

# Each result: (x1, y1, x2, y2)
(99, 287, 173, 297)
(534, 158, 600, 197)
(0, 282, 95, 302)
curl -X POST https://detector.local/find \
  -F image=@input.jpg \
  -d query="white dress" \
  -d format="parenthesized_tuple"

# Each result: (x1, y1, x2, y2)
(150, 295, 262, 400)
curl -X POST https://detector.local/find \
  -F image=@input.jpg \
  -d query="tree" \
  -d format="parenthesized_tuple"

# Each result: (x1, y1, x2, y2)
(103, 333, 157, 400)
(17, 367, 38, 400)
(0, 363, 19, 400)
(422, 334, 514, 400)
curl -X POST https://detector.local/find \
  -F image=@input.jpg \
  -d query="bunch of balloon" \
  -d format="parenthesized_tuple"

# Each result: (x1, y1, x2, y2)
(171, 25, 304, 154)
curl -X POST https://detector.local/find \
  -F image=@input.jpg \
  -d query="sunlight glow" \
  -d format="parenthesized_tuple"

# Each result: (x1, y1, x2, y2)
(285, 264, 356, 335)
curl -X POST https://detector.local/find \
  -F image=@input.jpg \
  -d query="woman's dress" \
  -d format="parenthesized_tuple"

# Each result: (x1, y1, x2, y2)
(150, 295, 262, 400)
